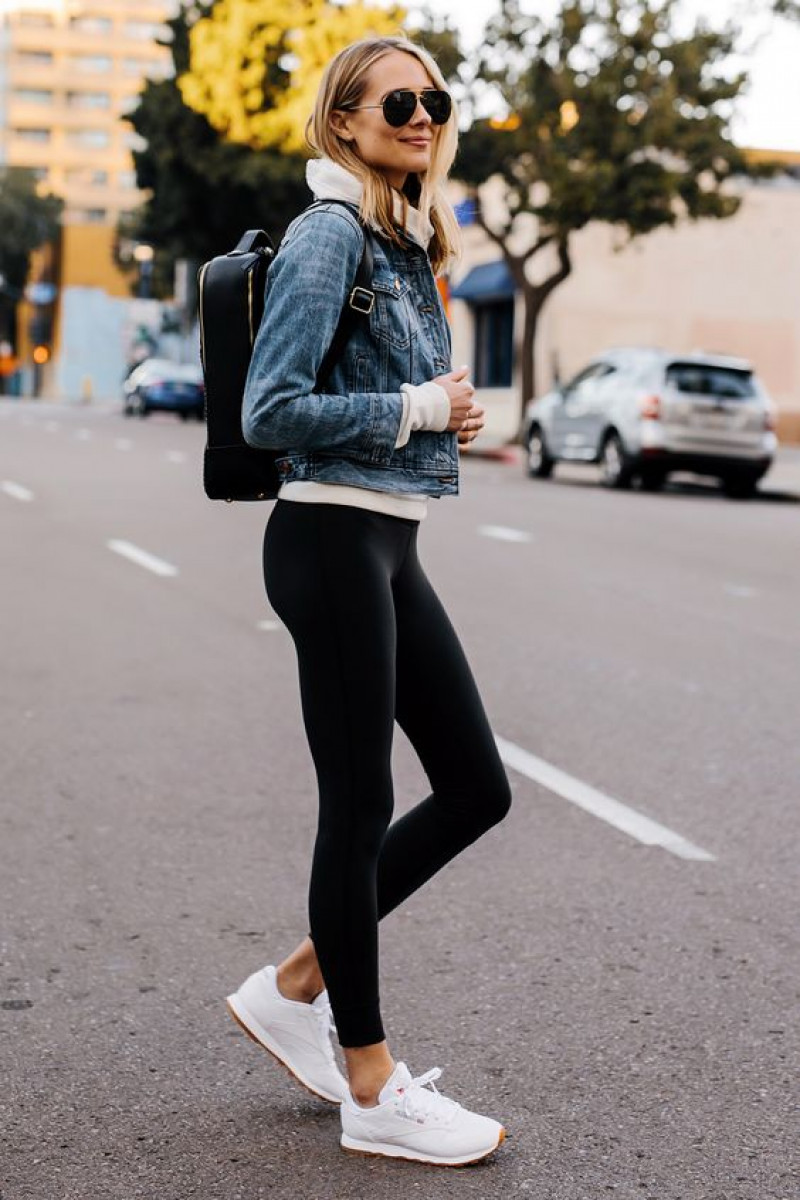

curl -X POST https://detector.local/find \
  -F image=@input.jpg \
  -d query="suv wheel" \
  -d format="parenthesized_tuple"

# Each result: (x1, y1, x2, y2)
(599, 432, 633, 489)
(526, 425, 555, 478)
(639, 467, 666, 492)
(721, 472, 759, 499)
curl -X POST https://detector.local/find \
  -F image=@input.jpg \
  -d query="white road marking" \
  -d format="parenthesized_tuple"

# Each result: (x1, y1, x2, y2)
(2, 480, 34, 502)
(166, 450, 187, 464)
(75, 428, 93, 441)
(45, 420, 59, 433)
(478, 524, 532, 544)
(724, 583, 757, 599)
(257, 619, 282, 632)
(107, 539, 178, 578)
(494, 735, 716, 862)
(115, 437, 133, 451)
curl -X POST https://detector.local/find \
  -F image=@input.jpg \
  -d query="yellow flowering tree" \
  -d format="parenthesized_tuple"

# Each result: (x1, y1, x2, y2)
(179, 0, 404, 154)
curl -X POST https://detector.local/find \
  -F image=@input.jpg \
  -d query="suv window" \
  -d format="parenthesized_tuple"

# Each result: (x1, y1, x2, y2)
(563, 362, 615, 394)
(665, 363, 756, 399)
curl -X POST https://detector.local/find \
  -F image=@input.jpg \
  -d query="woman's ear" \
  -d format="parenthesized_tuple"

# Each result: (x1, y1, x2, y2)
(330, 110, 355, 142)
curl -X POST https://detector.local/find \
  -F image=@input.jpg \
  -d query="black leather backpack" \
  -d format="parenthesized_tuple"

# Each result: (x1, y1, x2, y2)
(198, 206, 374, 502)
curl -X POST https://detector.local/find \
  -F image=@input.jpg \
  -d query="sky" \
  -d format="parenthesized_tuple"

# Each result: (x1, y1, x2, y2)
(423, 0, 800, 152)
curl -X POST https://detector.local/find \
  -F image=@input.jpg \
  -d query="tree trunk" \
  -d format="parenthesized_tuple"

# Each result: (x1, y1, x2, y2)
(515, 238, 572, 436)
(518, 286, 542, 436)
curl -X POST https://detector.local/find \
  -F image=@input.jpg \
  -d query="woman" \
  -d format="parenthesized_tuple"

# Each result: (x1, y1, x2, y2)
(229, 35, 512, 1167)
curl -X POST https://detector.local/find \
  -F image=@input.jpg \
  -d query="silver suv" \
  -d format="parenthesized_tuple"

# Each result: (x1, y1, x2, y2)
(523, 348, 777, 497)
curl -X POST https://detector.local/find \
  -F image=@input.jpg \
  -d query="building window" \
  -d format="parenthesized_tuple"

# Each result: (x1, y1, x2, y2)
(15, 51, 54, 67)
(122, 131, 147, 152)
(13, 88, 54, 105)
(474, 300, 514, 388)
(69, 16, 113, 35)
(65, 167, 109, 185)
(71, 208, 108, 224)
(71, 55, 113, 73)
(117, 170, 138, 189)
(65, 128, 111, 149)
(66, 91, 111, 110)
(17, 11, 55, 27)
(122, 57, 149, 75)
(122, 22, 163, 41)
(14, 127, 51, 143)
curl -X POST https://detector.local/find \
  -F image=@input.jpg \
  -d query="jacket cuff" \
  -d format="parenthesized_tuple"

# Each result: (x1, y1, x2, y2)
(396, 382, 450, 448)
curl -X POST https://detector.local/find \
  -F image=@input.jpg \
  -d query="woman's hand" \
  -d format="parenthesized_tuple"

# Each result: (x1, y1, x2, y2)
(433, 366, 486, 446)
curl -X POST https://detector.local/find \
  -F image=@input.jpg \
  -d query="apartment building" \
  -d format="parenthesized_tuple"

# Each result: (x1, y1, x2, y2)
(0, 0, 175, 295)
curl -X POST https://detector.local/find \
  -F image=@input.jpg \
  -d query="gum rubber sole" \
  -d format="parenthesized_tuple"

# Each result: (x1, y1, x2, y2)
(226, 995, 342, 1106)
(340, 1126, 506, 1166)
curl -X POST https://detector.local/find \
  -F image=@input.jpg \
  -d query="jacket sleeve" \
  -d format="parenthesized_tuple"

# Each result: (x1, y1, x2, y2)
(241, 207, 404, 459)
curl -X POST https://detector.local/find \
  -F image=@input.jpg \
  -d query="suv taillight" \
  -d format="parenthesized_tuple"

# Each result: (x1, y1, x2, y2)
(764, 408, 776, 432)
(639, 394, 661, 420)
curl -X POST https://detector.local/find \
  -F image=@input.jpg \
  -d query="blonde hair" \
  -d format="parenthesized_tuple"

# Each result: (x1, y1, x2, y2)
(307, 36, 461, 275)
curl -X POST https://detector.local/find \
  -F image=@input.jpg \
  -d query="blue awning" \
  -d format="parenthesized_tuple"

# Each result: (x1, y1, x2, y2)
(450, 260, 515, 303)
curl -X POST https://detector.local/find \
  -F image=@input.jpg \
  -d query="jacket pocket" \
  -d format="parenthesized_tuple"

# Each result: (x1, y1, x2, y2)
(370, 273, 414, 350)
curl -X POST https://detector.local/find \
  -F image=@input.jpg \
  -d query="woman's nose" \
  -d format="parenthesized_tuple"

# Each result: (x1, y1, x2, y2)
(409, 97, 432, 126)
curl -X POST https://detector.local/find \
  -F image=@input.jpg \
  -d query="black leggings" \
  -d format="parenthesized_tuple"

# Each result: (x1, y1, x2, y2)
(263, 501, 511, 1047)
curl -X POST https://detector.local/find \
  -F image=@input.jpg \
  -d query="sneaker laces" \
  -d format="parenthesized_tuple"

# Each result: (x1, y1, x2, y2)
(397, 1067, 461, 1126)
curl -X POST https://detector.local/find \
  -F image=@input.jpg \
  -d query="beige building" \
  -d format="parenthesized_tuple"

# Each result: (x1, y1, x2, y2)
(0, 0, 175, 296)
(449, 165, 800, 444)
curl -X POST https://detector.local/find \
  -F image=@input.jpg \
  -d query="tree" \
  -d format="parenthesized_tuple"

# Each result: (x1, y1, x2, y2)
(179, 0, 403, 153)
(0, 168, 62, 348)
(455, 0, 764, 423)
(122, 2, 310, 292)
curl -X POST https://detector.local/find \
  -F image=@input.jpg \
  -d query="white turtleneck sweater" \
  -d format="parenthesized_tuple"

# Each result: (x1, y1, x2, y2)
(277, 158, 451, 522)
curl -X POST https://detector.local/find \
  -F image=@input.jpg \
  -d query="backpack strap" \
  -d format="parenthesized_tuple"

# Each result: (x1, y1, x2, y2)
(232, 229, 274, 255)
(306, 200, 375, 390)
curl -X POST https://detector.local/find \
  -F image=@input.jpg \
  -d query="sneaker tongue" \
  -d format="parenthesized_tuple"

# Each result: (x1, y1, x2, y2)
(378, 1061, 413, 1104)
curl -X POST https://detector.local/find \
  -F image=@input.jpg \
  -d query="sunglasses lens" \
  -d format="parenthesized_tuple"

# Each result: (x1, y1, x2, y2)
(383, 91, 417, 127)
(421, 90, 452, 125)
(382, 90, 452, 127)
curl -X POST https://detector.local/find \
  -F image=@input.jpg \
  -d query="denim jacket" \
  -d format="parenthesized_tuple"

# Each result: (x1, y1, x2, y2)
(241, 202, 459, 497)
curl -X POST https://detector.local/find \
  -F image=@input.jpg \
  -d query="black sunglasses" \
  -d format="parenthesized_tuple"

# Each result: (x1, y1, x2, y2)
(343, 88, 452, 128)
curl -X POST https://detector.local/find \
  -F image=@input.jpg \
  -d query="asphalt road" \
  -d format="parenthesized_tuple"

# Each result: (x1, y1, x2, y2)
(1, 400, 798, 1200)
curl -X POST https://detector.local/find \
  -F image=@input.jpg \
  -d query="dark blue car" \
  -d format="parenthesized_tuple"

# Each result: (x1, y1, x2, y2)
(123, 358, 205, 421)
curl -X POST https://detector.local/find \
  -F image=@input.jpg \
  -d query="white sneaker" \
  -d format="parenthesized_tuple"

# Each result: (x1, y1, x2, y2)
(340, 1061, 506, 1166)
(226, 965, 348, 1105)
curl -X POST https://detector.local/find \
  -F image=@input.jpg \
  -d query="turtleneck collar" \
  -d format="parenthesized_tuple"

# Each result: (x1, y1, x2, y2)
(306, 157, 434, 250)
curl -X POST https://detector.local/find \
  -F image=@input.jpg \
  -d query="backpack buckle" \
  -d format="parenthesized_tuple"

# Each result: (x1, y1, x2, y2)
(349, 287, 375, 315)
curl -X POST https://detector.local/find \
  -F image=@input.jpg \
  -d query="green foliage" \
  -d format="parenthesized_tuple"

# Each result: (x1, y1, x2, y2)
(453, 0, 763, 415)
(0, 168, 63, 294)
(406, 6, 466, 84)
(458, 0, 752, 240)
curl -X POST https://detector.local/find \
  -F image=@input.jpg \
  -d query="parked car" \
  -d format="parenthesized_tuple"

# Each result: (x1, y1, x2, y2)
(123, 358, 205, 421)
(523, 348, 777, 497)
